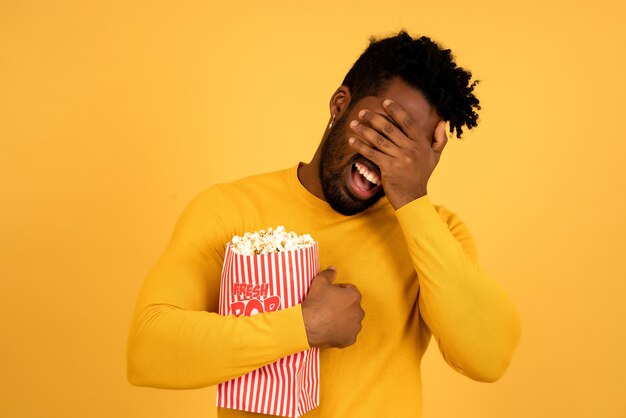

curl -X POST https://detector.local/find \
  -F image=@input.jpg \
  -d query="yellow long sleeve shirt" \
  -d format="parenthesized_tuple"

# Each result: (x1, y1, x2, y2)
(126, 163, 521, 418)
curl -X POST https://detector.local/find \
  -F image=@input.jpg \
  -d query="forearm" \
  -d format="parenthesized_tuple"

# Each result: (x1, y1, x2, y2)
(124, 186, 308, 389)
(396, 195, 521, 382)
(126, 303, 309, 389)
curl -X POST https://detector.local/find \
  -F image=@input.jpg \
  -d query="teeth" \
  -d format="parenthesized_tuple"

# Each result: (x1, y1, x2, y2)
(355, 162, 381, 185)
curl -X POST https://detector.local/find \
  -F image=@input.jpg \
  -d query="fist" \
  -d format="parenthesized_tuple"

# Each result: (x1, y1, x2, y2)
(301, 267, 364, 348)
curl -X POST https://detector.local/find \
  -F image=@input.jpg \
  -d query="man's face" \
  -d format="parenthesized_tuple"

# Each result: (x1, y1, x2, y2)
(318, 107, 385, 216)
(318, 77, 440, 216)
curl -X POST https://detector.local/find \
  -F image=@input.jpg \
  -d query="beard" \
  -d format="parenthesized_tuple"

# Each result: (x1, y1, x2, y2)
(318, 112, 385, 216)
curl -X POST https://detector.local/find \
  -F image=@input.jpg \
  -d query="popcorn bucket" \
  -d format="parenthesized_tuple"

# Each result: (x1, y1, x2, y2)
(217, 242, 320, 418)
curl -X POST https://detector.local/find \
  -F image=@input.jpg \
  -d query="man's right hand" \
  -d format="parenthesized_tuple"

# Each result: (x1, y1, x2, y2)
(301, 267, 364, 348)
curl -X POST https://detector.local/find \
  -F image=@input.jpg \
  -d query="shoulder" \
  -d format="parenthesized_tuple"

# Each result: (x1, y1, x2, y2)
(211, 166, 292, 199)
(190, 166, 290, 204)
(432, 201, 480, 264)
(178, 166, 293, 233)
(432, 203, 467, 235)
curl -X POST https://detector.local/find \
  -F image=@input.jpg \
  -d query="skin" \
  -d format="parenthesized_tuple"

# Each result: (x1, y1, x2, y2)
(299, 76, 450, 348)
(300, 267, 364, 348)
(298, 76, 448, 212)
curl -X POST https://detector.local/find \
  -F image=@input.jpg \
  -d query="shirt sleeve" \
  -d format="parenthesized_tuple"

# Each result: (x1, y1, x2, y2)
(126, 186, 311, 389)
(394, 194, 521, 382)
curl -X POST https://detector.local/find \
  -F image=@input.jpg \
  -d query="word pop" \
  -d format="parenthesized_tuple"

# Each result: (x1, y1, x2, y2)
(230, 283, 280, 316)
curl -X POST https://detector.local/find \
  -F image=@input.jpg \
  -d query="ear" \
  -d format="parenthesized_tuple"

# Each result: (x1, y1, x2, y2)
(329, 86, 351, 118)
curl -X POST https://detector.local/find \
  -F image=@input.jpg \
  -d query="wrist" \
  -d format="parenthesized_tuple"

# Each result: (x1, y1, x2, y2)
(301, 302, 322, 347)
(391, 189, 427, 210)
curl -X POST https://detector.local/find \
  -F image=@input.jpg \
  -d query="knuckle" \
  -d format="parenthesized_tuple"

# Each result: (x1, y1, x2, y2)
(367, 149, 377, 161)
(403, 116, 414, 128)
(383, 123, 394, 134)
(375, 134, 386, 147)
(392, 161, 403, 170)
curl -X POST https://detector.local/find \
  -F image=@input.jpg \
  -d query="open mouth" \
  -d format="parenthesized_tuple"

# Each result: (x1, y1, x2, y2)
(347, 158, 383, 200)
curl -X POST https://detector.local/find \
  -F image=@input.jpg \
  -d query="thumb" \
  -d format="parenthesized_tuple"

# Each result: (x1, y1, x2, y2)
(432, 120, 448, 154)
(318, 266, 337, 284)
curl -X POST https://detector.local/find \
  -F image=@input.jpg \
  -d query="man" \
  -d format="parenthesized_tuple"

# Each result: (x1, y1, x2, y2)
(127, 31, 521, 417)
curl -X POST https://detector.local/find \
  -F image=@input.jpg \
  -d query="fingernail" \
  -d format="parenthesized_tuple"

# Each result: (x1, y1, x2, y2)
(350, 120, 359, 127)
(348, 137, 355, 144)
(358, 109, 367, 118)
(328, 265, 336, 270)
(383, 99, 392, 107)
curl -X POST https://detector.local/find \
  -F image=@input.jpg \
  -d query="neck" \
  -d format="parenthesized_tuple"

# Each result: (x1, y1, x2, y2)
(297, 148, 326, 202)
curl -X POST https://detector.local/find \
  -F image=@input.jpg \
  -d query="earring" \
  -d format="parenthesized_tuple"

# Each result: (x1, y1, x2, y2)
(328, 113, 336, 130)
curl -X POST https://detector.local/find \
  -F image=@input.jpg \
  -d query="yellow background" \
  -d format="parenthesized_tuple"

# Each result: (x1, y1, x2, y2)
(1, 0, 625, 417)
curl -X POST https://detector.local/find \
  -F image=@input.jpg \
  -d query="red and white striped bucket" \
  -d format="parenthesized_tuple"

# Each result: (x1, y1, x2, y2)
(217, 242, 320, 418)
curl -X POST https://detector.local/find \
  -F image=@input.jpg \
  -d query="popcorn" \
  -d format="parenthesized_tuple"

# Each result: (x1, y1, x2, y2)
(228, 226, 315, 255)
(218, 226, 320, 417)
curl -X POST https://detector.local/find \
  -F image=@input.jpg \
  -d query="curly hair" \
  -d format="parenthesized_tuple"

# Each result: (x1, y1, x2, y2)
(341, 30, 481, 139)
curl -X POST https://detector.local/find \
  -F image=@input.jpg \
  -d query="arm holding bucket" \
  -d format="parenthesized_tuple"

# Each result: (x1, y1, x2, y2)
(126, 187, 311, 389)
